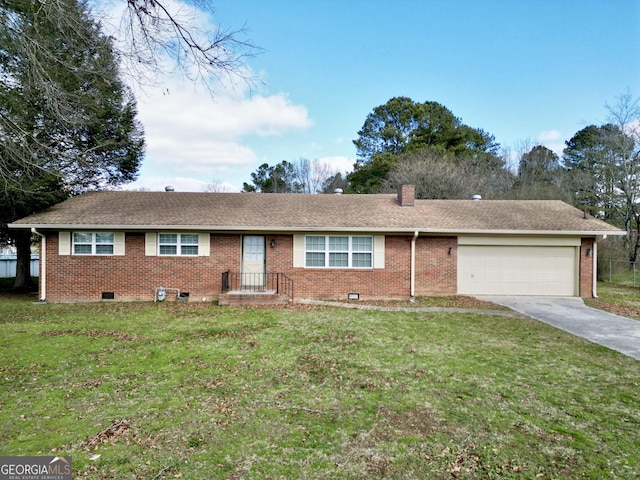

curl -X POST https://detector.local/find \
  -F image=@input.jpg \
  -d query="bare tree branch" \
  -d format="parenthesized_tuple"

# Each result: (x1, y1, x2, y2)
(202, 178, 231, 192)
(114, 0, 262, 92)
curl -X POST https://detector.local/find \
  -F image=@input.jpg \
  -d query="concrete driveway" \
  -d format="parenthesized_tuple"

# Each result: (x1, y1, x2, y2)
(477, 296, 640, 360)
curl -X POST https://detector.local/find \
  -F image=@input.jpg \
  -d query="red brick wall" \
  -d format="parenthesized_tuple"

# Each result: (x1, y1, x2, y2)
(414, 237, 458, 296)
(579, 238, 595, 298)
(44, 232, 241, 303)
(43, 232, 457, 302)
(270, 235, 414, 301)
(40, 231, 594, 302)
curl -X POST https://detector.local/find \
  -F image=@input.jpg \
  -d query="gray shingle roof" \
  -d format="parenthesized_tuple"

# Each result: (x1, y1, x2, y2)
(9, 191, 624, 235)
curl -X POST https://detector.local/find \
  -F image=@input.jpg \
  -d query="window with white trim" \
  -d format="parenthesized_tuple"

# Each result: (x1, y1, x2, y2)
(305, 235, 373, 268)
(73, 232, 114, 255)
(158, 233, 199, 256)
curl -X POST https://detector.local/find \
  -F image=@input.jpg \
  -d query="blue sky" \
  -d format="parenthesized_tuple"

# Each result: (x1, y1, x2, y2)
(123, 0, 640, 192)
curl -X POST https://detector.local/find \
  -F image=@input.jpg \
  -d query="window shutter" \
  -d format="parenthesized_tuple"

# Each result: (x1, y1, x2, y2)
(198, 233, 210, 256)
(145, 233, 157, 256)
(114, 232, 125, 256)
(373, 235, 385, 269)
(293, 235, 305, 267)
(58, 232, 71, 255)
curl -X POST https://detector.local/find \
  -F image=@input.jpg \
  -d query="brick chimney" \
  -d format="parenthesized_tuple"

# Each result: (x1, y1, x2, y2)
(397, 184, 415, 207)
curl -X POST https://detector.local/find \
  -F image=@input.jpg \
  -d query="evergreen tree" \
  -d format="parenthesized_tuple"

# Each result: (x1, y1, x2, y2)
(242, 161, 301, 193)
(349, 97, 501, 193)
(0, 0, 144, 290)
(563, 124, 632, 222)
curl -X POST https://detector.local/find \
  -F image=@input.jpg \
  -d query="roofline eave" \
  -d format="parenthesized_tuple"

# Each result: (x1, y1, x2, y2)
(8, 223, 626, 236)
(431, 228, 626, 236)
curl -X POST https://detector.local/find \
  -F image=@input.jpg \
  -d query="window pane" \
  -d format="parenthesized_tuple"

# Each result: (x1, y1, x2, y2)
(159, 234, 177, 244)
(96, 245, 114, 255)
(181, 245, 198, 255)
(305, 252, 325, 267)
(74, 244, 92, 255)
(329, 252, 348, 267)
(329, 236, 348, 251)
(352, 253, 372, 268)
(73, 232, 92, 243)
(244, 237, 264, 261)
(306, 236, 325, 251)
(96, 233, 114, 244)
(159, 245, 177, 255)
(352, 236, 372, 251)
(181, 234, 198, 245)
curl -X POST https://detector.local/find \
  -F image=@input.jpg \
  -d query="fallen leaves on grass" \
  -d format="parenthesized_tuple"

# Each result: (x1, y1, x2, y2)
(69, 379, 103, 389)
(332, 295, 507, 310)
(585, 299, 640, 320)
(428, 445, 525, 476)
(82, 419, 130, 449)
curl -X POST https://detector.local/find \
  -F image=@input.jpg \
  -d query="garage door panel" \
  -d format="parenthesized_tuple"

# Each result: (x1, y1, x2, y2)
(458, 245, 576, 296)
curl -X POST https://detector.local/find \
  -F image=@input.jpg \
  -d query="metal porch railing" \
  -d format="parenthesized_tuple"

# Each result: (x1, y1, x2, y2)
(221, 271, 293, 302)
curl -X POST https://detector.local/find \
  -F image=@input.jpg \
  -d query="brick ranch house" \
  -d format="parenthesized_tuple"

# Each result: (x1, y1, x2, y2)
(9, 185, 624, 303)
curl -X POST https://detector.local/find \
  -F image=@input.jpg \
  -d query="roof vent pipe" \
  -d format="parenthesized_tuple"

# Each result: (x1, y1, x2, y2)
(165, 186, 175, 192)
(333, 188, 343, 195)
(471, 194, 482, 201)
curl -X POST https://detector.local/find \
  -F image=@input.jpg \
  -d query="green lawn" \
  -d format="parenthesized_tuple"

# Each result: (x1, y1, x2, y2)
(1, 295, 639, 479)
(587, 282, 640, 320)
(598, 260, 640, 288)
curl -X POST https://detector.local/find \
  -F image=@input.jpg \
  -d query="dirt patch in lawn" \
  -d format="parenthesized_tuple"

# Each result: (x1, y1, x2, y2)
(82, 419, 131, 449)
(373, 406, 443, 439)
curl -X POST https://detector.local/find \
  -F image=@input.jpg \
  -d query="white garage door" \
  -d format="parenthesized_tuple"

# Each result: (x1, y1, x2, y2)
(458, 245, 577, 296)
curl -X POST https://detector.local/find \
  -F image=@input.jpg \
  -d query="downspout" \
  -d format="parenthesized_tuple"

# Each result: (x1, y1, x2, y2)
(410, 231, 419, 298)
(592, 240, 598, 299)
(31, 228, 46, 302)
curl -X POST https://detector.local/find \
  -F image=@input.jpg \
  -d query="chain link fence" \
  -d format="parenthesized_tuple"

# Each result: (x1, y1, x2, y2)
(599, 259, 640, 287)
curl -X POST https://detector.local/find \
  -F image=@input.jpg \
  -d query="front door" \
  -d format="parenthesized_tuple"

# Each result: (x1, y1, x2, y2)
(242, 235, 266, 288)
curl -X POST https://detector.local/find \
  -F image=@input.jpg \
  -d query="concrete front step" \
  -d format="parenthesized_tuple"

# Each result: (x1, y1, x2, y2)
(218, 291, 290, 306)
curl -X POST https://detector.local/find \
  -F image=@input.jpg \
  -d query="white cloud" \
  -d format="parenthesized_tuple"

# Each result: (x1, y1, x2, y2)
(623, 118, 640, 136)
(127, 77, 313, 191)
(317, 156, 355, 175)
(141, 87, 310, 140)
(137, 80, 311, 175)
(537, 129, 562, 142)
(536, 129, 565, 157)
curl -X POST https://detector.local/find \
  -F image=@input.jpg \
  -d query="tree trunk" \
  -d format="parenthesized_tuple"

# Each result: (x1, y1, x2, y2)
(12, 229, 34, 292)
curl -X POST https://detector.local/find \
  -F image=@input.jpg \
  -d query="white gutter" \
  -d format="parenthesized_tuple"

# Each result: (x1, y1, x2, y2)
(8, 223, 626, 237)
(410, 231, 419, 297)
(31, 228, 46, 302)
